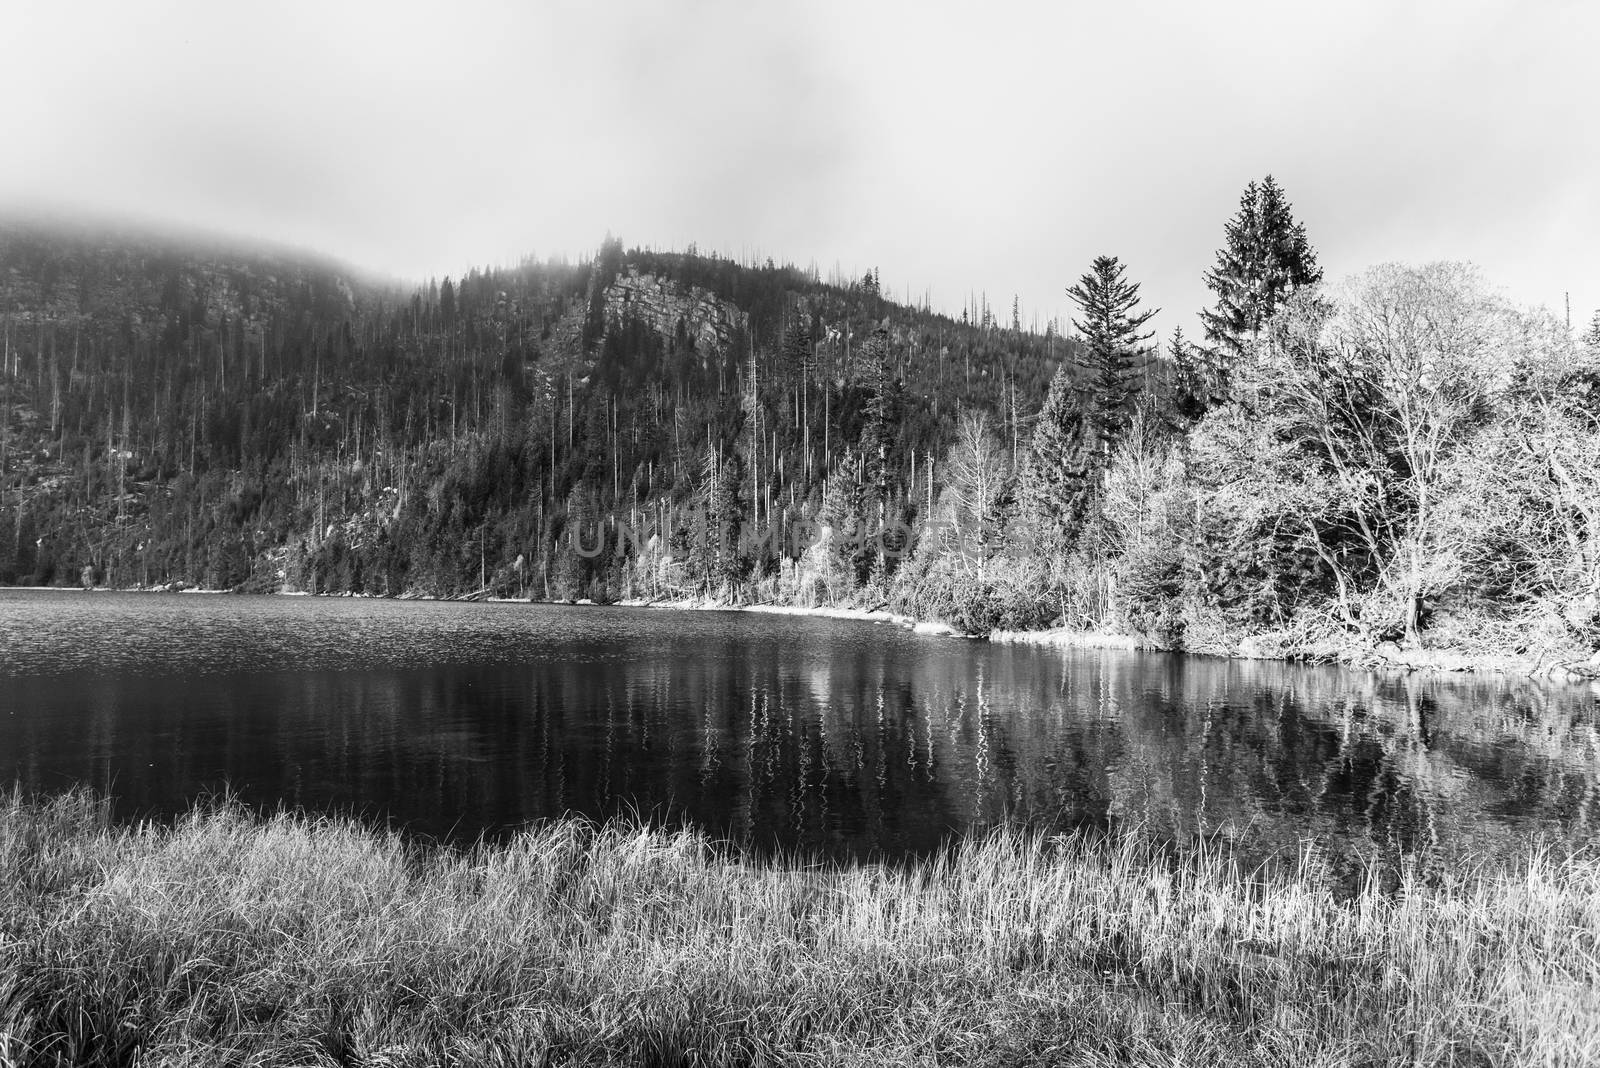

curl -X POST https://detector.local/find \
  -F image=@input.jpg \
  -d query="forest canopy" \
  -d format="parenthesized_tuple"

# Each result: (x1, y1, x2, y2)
(2, 185, 1597, 670)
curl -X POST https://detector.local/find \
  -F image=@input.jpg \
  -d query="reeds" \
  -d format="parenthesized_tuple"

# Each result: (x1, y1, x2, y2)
(1, 790, 1596, 1066)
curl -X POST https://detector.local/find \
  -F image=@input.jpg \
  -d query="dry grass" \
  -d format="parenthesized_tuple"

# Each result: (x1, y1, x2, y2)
(1, 791, 1597, 1067)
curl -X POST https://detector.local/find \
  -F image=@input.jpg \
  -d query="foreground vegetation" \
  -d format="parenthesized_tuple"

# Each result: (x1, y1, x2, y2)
(1, 794, 1597, 1066)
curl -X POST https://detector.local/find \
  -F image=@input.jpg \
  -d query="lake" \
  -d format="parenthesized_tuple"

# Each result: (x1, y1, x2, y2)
(2, 589, 1598, 870)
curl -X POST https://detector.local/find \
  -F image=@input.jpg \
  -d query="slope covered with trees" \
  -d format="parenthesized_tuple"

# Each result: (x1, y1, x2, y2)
(4, 181, 1598, 674)
(0, 219, 1074, 609)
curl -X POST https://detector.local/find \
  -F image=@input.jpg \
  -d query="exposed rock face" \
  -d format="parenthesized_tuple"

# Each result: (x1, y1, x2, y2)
(604, 270, 746, 354)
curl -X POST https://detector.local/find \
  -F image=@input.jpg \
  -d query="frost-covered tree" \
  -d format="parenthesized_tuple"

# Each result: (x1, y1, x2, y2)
(945, 411, 1011, 563)
(1016, 364, 1095, 548)
(1067, 255, 1157, 452)
(1166, 324, 1220, 425)
(1201, 176, 1322, 370)
(1258, 263, 1519, 645)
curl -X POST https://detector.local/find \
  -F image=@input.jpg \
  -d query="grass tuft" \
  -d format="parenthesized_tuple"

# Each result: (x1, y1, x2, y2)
(0, 789, 1596, 1065)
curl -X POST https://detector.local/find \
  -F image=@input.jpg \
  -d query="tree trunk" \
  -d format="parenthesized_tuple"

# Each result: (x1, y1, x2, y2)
(1404, 592, 1423, 649)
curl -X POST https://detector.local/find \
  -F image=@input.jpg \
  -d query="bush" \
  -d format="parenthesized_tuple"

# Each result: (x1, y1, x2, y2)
(1114, 540, 1187, 645)
(894, 553, 1057, 634)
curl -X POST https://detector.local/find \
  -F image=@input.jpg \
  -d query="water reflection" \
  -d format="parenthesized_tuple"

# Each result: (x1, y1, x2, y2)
(1, 591, 1596, 867)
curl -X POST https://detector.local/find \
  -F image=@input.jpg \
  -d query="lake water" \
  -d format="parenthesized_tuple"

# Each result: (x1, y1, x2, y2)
(2, 589, 1598, 871)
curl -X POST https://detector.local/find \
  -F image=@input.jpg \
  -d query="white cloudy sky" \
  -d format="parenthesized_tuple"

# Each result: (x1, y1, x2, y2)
(3, 0, 1596, 335)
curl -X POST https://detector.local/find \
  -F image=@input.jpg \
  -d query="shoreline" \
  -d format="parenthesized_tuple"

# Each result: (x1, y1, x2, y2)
(988, 621, 1600, 684)
(611, 595, 973, 637)
(9, 584, 1597, 685)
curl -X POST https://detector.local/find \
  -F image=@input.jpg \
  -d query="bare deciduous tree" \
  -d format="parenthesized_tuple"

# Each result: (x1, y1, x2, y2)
(1256, 263, 1521, 644)
(943, 410, 1011, 571)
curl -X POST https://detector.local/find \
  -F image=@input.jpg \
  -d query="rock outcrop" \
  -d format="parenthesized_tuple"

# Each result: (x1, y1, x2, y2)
(603, 270, 746, 354)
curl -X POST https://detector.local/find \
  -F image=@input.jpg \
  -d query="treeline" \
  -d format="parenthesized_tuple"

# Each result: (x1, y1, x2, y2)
(4, 187, 1597, 665)
(892, 178, 1600, 667)
(0, 220, 1078, 607)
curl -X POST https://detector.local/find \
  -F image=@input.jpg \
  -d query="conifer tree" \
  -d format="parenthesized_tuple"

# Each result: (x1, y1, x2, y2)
(780, 319, 814, 380)
(439, 278, 456, 328)
(857, 328, 903, 516)
(1201, 176, 1322, 368)
(1017, 364, 1095, 547)
(1166, 325, 1216, 424)
(1067, 255, 1157, 451)
(687, 450, 746, 593)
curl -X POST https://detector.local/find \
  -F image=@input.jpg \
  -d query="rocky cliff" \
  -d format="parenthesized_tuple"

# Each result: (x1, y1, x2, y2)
(604, 270, 747, 353)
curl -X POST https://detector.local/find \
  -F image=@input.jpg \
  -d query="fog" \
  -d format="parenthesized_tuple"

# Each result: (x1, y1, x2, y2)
(3, 0, 1596, 332)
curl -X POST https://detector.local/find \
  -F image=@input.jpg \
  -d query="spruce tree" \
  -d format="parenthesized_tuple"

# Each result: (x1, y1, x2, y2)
(1200, 175, 1322, 368)
(687, 450, 747, 594)
(1017, 364, 1096, 547)
(780, 318, 814, 380)
(857, 328, 901, 514)
(1166, 324, 1219, 425)
(439, 277, 457, 328)
(1067, 254, 1157, 451)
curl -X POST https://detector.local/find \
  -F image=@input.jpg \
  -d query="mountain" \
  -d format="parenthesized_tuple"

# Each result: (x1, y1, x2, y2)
(0, 220, 1075, 601)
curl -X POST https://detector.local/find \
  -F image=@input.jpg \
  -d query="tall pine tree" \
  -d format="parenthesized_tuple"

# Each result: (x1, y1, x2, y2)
(780, 318, 814, 381)
(857, 328, 902, 516)
(1017, 364, 1096, 548)
(1200, 176, 1322, 372)
(1165, 325, 1215, 426)
(1067, 255, 1157, 452)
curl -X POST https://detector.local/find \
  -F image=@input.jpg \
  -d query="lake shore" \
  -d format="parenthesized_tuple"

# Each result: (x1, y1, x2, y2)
(2, 791, 1593, 1067)
(985, 623, 1600, 684)
(611, 594, 1600, 684)
(12, 583, 1598, 684)
(613, 595, 972, 636)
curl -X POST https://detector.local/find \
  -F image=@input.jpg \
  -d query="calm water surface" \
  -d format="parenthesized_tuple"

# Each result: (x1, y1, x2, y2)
(2, 589, 1598, 868)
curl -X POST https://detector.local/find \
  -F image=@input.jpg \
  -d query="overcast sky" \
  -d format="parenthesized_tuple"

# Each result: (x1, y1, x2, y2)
(3, 0, 1596, 337)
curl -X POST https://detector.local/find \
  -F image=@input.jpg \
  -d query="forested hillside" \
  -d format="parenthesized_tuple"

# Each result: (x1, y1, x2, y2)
(5, 180, 1600, 673)
(0, 219, 1078, 606)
